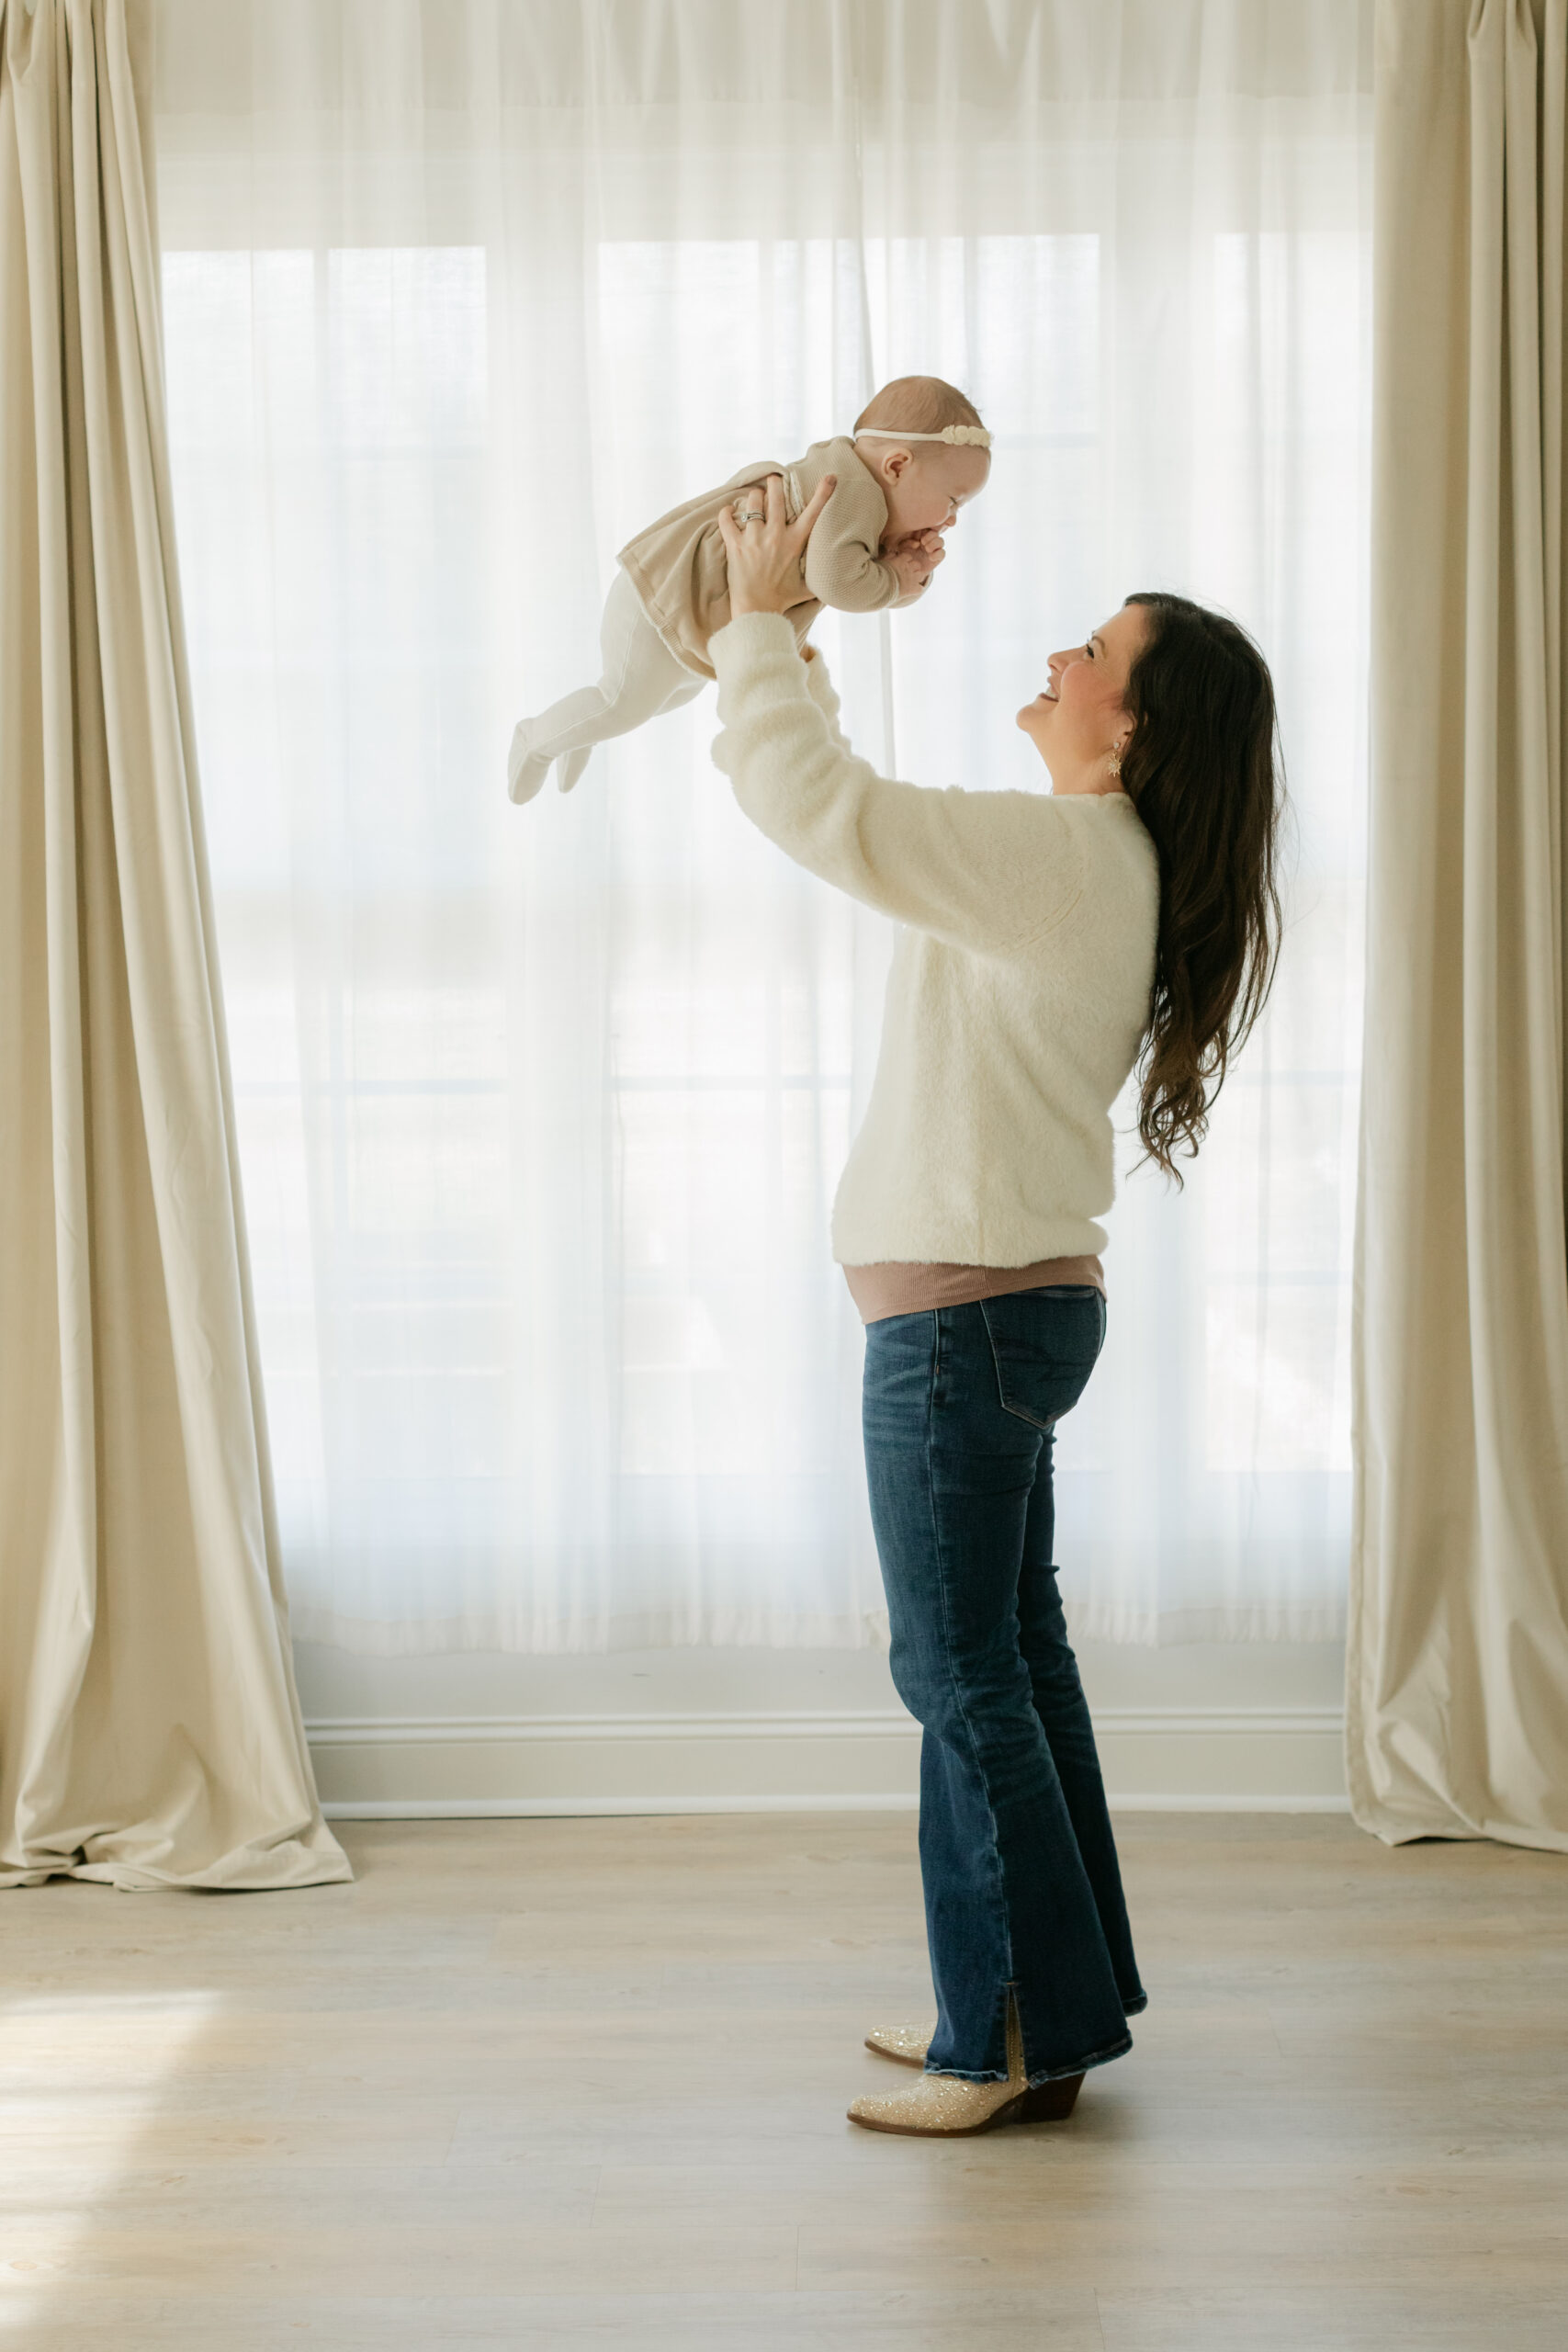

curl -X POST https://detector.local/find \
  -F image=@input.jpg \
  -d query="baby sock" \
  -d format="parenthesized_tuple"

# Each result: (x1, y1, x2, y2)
(555, 747, 592, 794)
(507, 722, 553, 806)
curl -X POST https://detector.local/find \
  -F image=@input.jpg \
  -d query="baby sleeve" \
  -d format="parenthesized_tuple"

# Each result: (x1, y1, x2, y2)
(799, 477, 904, 614)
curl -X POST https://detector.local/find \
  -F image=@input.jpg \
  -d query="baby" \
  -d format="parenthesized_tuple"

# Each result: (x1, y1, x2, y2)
(506, 375, 992, 802)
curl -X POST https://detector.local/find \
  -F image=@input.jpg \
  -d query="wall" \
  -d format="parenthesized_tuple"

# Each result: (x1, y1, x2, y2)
(298, 1639, 1347, 1815)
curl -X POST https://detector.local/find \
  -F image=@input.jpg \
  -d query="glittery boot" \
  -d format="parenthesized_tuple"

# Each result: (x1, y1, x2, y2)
(863, 2021, 934, 2066)
(848, 1999, 1083, 2137)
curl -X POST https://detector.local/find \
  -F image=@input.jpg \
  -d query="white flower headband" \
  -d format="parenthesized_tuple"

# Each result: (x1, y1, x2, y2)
(856, 424, 992, 448)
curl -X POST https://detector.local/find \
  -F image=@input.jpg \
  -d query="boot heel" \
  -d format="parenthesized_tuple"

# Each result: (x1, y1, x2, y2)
(1019, 2071, 1084, 2122)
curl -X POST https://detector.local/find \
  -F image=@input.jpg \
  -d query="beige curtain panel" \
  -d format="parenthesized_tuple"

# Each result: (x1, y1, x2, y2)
(0, 0, 347, 1889)
(1350, 0, 1568, 1849)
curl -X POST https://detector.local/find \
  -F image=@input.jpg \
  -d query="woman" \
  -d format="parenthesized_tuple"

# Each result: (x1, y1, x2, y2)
(711, 472, 1283, 2138)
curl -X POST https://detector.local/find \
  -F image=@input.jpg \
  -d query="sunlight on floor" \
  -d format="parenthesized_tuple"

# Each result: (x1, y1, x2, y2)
(0, 1989, 225, 2337)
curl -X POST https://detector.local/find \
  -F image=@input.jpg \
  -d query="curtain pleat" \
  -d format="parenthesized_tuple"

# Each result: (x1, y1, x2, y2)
(0, 0, 348, 1890)
(1349, 0, 1568, 1849)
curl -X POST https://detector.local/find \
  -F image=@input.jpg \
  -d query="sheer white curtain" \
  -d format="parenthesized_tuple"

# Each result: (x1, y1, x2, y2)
(152, 0, 1371, 1652)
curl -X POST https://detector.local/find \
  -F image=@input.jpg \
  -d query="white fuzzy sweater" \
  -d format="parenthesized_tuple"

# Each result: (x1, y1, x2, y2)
(709, 614, 1161, 1266)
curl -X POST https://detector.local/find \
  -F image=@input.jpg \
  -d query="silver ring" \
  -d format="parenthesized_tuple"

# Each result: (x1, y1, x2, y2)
(739, 509, 764, 523)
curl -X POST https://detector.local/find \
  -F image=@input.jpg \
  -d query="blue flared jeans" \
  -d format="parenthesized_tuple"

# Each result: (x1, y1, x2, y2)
(862, 1286, 1146, 2085)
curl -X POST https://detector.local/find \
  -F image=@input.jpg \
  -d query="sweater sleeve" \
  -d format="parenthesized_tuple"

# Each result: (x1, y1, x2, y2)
(710, 613, 1086, 955)
(798, 642, 852, 751)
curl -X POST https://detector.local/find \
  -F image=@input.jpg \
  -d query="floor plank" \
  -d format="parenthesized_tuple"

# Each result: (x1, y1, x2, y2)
(2, 1813, 1564, 2347)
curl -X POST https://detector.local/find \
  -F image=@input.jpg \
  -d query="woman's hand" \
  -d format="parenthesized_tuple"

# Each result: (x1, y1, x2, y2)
(716, 470, 837, 618)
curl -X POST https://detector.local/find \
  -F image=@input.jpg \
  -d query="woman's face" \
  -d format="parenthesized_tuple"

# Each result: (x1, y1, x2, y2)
(1017, 602, 1150, 794)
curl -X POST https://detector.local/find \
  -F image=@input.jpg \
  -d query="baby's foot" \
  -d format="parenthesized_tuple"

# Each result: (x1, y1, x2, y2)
(507, 723, 551, 805)
(555, 747, 592, 794)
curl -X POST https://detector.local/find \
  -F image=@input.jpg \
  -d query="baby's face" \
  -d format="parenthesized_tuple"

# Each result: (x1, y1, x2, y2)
(871, 443, 991, 544)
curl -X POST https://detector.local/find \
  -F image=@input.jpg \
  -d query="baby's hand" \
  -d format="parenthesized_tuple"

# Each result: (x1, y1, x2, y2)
(883, 529, 946, 599)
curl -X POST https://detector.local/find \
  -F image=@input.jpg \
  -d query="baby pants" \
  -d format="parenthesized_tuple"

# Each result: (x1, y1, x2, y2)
(507, 567, 705, 801)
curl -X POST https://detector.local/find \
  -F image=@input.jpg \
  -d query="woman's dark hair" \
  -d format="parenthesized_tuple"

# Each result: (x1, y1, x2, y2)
(1118, 593, 1285, 1181)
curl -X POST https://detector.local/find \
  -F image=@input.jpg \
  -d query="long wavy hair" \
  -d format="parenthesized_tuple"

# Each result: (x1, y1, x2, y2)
(1118, 594, 1286, 1180)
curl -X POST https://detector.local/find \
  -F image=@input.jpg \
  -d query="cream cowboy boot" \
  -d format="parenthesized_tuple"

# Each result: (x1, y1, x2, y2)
(863, 2020, 933, 2066)
(848, 2002, 1083, 2138)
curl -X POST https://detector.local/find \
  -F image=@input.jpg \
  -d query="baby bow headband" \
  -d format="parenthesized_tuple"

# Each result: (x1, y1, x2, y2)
(856, 424, 992, 448)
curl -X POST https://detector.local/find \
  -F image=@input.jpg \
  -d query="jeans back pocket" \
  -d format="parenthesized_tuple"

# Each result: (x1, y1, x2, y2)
(978, 1286, 1106, 1432)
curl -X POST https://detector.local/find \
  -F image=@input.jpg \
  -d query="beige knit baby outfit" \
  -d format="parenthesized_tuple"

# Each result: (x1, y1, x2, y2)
(507, 438, 903, 802)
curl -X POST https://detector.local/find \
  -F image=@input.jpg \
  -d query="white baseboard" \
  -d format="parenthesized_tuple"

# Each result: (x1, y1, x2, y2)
(308, 1705, 1347, 1818)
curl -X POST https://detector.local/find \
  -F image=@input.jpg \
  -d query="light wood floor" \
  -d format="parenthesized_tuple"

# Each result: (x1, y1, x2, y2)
(3, 1812, 1564, 2350)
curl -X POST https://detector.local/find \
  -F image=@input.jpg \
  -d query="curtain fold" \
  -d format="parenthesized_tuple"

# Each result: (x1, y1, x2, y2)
(0, 0, 348, 1889)
(1349, 0, 1568, 1849)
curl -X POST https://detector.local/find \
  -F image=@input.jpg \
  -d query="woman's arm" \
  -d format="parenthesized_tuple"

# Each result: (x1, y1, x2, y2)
(710, 477, 1079, 953)
(710, 614, 1084, 956)
(797, 641, 852, 752)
